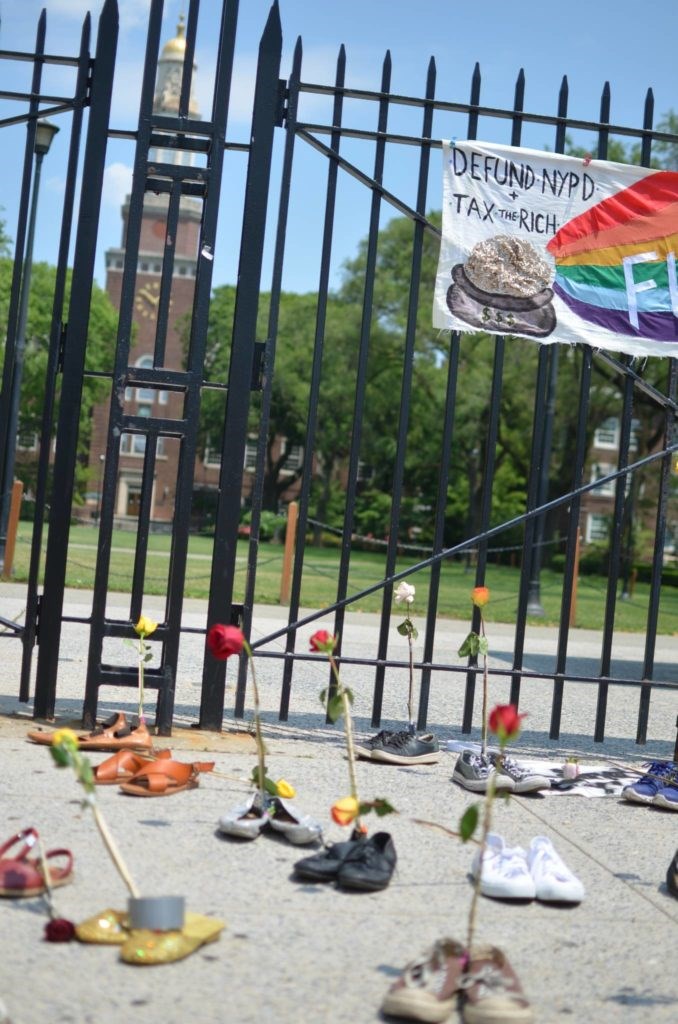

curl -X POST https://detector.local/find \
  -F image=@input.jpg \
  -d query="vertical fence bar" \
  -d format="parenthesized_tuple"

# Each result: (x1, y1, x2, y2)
(636, 361, 678, 743)
(329, 51, 392, 718)
(19, 14, 92, 702)
(278, 46, 346, 720)
(33, 0, 119, 720)
(235, 38, 301, 716)
(200, 2, 282, 729)
(461, 337, 505, 731)
(372, 55, 435, 728)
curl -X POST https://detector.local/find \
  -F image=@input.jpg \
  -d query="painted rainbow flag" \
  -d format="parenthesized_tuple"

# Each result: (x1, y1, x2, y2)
(547, 170, 678, 342)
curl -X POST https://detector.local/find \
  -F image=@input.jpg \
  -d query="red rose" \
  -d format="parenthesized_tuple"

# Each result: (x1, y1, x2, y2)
(488, 703, 526, 742)
(207, 623, 245, 660)
(44, 917, 76, 943)
(309, 630, 337, 654)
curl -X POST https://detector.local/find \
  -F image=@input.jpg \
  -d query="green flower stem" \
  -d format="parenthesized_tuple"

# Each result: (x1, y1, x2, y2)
(137, 635, 145, 722)
(328, 652, 361, 827)
(465, 748, 503, 956)
(479, 614, 488, 757)
(89, 797, 140, 898)
(406, 620, 415, 730)
(243, 641, 267, 804)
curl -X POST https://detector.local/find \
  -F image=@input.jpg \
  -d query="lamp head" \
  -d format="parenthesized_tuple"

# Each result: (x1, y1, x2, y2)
(34, 119, 59, 156)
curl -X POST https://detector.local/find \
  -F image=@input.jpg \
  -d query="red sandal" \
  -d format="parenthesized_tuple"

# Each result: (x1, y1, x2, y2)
(0, 828, 73, 897)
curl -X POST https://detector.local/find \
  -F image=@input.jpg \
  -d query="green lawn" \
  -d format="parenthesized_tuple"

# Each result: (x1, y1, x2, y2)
(8, 522, 678, 634)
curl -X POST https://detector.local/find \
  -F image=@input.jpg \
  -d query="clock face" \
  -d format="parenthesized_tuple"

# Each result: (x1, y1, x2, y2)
(134, 281, 161, 320)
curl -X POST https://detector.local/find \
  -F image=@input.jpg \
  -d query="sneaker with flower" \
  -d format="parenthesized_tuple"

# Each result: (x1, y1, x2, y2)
(460, 944, 534, 1024)
(453, 750, 515, 793)
(382, 938, 467, 1022)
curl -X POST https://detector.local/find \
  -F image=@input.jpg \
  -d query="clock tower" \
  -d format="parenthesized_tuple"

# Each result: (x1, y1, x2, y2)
(87, 16, 213, 523)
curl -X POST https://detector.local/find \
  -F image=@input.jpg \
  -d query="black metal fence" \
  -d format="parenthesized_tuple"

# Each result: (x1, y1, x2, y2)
(1, 0, 677, 754)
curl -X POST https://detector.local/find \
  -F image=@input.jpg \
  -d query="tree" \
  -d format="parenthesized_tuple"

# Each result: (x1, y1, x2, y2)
(0, 258, 118, 500)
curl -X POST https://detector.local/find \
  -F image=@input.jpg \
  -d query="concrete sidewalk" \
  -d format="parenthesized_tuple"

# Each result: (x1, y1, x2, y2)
(0, 582, 677, 1024)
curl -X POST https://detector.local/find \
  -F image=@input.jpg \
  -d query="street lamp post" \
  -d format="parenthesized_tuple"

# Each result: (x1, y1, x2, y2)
(0, 119, 59, 562)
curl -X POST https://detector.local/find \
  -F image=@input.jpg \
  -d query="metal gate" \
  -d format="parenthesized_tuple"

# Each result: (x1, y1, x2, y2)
(1, 0, 677, 752)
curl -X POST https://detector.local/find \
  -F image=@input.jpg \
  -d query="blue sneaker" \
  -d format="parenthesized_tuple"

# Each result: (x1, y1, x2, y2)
(622, 761, 678, 805)
(653, 780, 678, 811)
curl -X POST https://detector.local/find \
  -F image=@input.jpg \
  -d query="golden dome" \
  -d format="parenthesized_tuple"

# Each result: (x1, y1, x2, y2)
(161, 15, 186, 59)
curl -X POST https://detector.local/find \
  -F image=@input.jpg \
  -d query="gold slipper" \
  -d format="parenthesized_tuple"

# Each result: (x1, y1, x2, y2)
(120, 911, 225, 965)
(75, 908, 130, 945)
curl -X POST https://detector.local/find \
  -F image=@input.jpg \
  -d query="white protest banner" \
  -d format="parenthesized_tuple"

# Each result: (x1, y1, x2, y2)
(433, 140, 678, 358)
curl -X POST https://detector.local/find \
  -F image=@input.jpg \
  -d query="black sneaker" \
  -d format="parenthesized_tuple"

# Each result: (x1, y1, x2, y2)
(337, 831, 397, 891)
(293, 838, 365, 882)
(370, 731, 440, 765)
(667, 849, 678, 899)
(354, 729, 397, 760)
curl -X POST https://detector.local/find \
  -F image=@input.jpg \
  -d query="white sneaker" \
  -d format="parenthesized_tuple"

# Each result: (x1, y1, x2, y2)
(490, 753, 552, 794)
(217, 793, 268, 840)
(471, 833, 536, 900)
(527, 836, 585, 903)
(266, 797, 323, 845)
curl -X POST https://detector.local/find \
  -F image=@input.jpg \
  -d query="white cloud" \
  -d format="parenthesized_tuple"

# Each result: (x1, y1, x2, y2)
(102, 161, 133, 208)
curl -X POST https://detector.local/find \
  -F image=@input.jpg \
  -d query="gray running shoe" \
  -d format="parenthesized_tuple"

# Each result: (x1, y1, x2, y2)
(489, 753, 552, 794)
(370, 731, 439, 765)
(452, 749, 515, 792)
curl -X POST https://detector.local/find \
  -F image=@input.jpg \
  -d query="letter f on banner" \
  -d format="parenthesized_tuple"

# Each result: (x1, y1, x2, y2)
(623, 252, 659, 330)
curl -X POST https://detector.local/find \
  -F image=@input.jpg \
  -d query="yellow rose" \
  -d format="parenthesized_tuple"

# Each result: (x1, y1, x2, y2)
(275, 779, 296, 799)
(331, 796, 360, 827)
(52, 728, 79, 751)
(134, 615, 158, 637)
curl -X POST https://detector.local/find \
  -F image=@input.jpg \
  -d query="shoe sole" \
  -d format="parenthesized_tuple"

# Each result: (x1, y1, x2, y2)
(382, 990, 456, 1022)
(652, 794, 678, 811)
(337, 876, 392, 891)
(354, 745, 376, 759)
(371, 750, 439, 765)
(477, 879, 536, 900)
(622, 790, 656, 804)
(509, 780, 552, 794)
(453, 775, 515, 793)
(463, 1000, 534, 1023)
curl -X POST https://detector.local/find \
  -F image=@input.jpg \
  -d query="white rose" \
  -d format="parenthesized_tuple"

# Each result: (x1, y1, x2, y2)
(394, 581, 415, 605)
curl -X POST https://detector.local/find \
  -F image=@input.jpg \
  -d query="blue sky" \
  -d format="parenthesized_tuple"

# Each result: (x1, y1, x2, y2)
(0, 0, 677, 295)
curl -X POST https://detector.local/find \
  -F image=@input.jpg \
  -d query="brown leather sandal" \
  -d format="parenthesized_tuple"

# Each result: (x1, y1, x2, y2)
(27, 712, 153, 753)
(93, 747, 171, 785)
(119, 759, 215, 797)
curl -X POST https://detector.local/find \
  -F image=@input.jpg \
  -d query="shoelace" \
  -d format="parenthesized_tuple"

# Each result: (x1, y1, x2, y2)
(636, 761, 677, 786)
(385, 730, 419, 750)
(466, 754, 492, 777)
(497, 755, 529, 779)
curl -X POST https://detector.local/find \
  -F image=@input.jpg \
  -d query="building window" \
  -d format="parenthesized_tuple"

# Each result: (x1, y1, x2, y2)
(125, 354, 168, 406)
(204, 446, 221, 468)
(593, 416, 640, 451)
(590, 462, 616, 497)
(16, 430, 39, 451)
(153, 263, 162, 273)
(593, 417, 619, 449)
(245, 440, 258, 471)
(586, 513, 609, 542)
(282, 442, 303, 472)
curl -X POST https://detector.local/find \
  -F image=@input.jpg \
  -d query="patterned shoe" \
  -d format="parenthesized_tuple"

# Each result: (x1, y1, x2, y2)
(489, 753, 551, 794)
(453, 750, 515, 793)
(382, 938, 467, 1022)
(460, 945, 534, 1023)
(621, 761, 677, 804)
